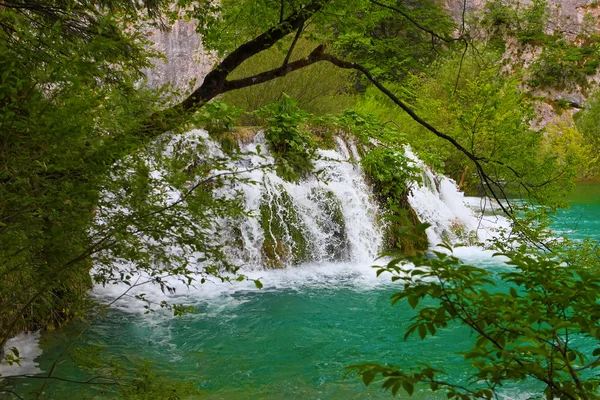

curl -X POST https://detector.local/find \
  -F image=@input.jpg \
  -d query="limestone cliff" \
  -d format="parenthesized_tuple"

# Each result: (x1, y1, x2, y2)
(144, 20, 215, 96)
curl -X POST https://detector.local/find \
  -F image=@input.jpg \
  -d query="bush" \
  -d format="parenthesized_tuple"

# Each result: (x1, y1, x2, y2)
(352, 237, 600, 400)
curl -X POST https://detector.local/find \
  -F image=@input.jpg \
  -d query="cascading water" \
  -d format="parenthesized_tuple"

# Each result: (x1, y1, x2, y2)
(405, 147, 509, 247)
(225, 133, 382, 269)
(61, 129, 509, 315)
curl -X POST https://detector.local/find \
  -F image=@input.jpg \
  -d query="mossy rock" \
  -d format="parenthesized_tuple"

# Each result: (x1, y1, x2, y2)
(383, 205, 429, 256)
(308, 188, 350, 261)
(260, 186, 310, 268)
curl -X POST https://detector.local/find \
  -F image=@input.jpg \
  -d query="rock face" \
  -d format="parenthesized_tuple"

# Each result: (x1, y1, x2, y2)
(445, 0, 597, 36)
(444, 0, 600, 126)
(144, 20, 215, 94)
(546, 0, 596, 37)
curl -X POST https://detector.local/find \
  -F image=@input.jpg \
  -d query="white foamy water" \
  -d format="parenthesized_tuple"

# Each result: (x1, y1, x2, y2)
(405, 147, 509, 246)
(226, 134, 382, 267)
(4, 130, 511, 387)
(92, 133, 391, 312)
(0, 331, 42, 377)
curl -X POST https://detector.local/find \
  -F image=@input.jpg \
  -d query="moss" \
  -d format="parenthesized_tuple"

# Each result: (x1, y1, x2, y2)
(383, 205, 429, 256)
(216, 132, 240, 154)
(260, 187, 310, 268)
(309, 188, 350, 261)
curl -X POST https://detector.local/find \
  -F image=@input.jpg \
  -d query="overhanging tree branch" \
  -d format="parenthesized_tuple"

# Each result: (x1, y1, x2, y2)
(315, 52, 516, 218)
(177, 0, 328, 110)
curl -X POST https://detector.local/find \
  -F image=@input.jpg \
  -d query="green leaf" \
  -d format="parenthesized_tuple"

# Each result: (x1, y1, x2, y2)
(402, 380, 414, 395)
(362, 370, 376, 386)
(408, 295, 419, 309)
(418, 324, 427, 339)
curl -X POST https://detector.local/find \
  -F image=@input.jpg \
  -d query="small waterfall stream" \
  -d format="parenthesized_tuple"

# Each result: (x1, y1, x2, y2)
(405, 147, 509, 246)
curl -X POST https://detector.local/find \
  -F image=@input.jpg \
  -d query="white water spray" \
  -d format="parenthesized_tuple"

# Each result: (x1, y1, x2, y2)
(405, 147, 509, 246)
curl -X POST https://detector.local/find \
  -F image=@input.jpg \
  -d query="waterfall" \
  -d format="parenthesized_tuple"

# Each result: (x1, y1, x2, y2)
(405, 147, 509, 246)
(95, 129, 505, 278)
(0, 130, 509, 373)
(218, 135, 505, 270)
(87, 129, 507, 310)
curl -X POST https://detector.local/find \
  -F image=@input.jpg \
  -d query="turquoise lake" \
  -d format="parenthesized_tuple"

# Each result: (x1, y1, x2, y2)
(9, 184, 600, 399)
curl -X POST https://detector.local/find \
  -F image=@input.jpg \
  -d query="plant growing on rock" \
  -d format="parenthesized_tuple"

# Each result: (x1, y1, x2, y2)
(260, 95, 318, 182)
(361, 147, 428, 254)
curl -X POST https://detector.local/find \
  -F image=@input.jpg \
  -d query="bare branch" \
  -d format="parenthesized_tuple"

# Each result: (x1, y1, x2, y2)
(282, 22, 304, 68)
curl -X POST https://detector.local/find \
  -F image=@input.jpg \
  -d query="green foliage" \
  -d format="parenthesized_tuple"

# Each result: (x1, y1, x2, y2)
(476, 0, 600, 89)
(120, 361, 201, 399)
(327, 109, 409, 148)
(0, 1, 166, 341)
(515, 0, 548, 43)
(190, 101, 243, 134)
(259, 95, 318, 182)
(179, 0, 457, 83)
(0, 0, 594, 397)
(529, 39, 600, 89)
(543, 119, 596, 180)
(353, 239, 600, 399)
(361, 147, 427, 254)
(478, 0, 548, 45)
(574, 90, 600, 178)
(330, 0, 457, 81)
(362, 148, 418, 205)
(356, 51, 577, 204)
(448, 220, 478, 246)
(189, 100, 244, 153)
(0, 0, 249, 346)
(91, 130, 249, 292)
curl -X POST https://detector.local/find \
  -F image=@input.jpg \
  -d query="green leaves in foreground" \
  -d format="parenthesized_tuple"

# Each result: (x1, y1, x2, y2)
(352, 243, 600, 399)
